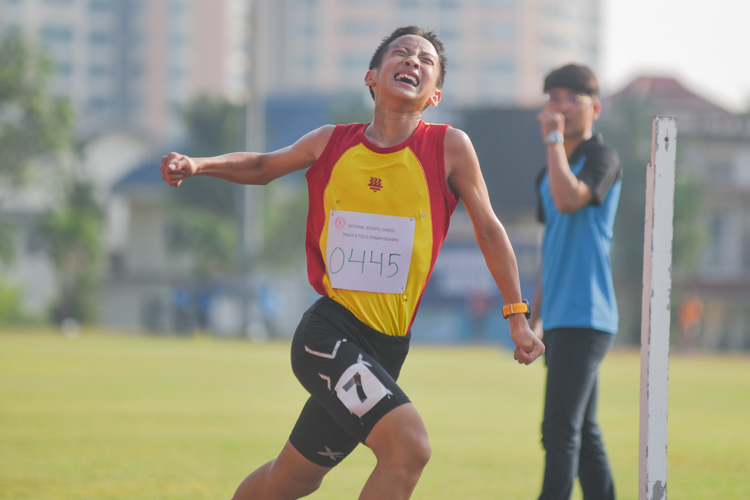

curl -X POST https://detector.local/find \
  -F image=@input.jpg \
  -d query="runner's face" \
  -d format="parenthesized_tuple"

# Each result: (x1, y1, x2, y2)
(366, 34, 442, 108)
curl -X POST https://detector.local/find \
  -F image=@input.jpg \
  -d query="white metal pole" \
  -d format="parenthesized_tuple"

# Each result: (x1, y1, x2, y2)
(244, 0, 266, 254)
(239, 0, 266, 336)
(639, 116, 677, 500)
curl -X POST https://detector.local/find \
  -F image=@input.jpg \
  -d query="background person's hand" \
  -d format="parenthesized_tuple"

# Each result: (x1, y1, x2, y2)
(537, 110, 564, 139)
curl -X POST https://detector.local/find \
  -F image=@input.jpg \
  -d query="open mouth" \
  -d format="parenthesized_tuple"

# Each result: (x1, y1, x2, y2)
(394, 72, 419, 87)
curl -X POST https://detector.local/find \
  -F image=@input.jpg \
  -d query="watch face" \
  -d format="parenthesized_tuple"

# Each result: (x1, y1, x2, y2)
(546, 131, 564, 144)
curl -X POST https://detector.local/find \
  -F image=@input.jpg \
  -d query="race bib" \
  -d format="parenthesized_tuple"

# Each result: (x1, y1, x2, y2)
(326, 210, 415, 294)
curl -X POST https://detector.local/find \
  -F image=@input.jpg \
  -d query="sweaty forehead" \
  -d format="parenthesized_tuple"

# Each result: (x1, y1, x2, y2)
(389, 34, 438, 57)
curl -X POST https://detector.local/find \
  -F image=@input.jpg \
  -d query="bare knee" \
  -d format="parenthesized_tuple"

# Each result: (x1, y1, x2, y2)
(368, 404, 432, 475)
(399, 430, 432, 472)
(232, 459, 323, 500)
(232, 442, 328, 500)
(268, 459, 324, 499)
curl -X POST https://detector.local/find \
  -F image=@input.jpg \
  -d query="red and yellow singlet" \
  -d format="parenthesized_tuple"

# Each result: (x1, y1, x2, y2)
(305, 120, 458, 336)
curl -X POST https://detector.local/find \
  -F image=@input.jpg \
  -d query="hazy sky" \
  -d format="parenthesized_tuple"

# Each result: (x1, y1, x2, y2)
(601, 0, 749, 113)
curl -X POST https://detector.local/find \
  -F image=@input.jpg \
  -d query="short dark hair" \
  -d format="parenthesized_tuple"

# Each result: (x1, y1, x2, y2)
(368, 26, 448, 100)
(543, 63, 599, 98)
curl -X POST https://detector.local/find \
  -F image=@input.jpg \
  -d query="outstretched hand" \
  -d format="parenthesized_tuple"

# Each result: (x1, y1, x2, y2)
(160, 152, 197, 187)
(509, 318, 545, 365)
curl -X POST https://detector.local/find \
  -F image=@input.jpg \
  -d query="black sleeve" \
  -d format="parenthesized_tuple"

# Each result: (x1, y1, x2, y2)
(577, 144, 622, 206)
(535, 167, 546, 224)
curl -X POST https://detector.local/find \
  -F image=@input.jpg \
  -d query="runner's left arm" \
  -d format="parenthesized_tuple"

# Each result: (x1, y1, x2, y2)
(444, 128, 544, 365)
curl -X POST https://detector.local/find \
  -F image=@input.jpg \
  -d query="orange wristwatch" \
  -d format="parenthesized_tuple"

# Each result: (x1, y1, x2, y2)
(502, 300, 531, 320)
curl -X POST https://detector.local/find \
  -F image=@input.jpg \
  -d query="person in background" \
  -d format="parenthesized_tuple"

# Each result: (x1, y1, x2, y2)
(529, 63, 622, 500)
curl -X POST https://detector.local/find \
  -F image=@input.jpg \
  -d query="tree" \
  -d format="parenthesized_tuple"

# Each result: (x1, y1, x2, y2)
(31, 178, 104, 324)
(0, 31, 73, 184)
(598, 97, 705, 344)
(167, 210, 236, 279)
(174, 95, 246, 216)
(0, 219, 14, 267)
(0, 31, 77, 325)
(165, 96, 245, 285)
(0, 218, 40, 325)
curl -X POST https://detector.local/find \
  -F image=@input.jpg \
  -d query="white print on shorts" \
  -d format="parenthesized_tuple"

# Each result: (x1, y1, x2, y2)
(305, 339, 345, 359)
(334, 356, 392, 418)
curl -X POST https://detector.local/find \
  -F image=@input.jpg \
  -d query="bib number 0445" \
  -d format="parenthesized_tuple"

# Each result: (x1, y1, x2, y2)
(326, 210, 415, 294)
(328, 248, 401, 278)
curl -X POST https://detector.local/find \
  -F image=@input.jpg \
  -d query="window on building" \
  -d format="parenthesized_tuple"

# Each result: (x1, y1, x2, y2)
(89, 64, 108, 78)
(342, 54, 370, 71)
(490, 59, 514, 73)
(708, 163, 734, 184)
(169, 101, 185, 114)
(169, 67, 186, 81)
(170, 0, 186, 16)
(41, 25, 73, 44)
(742, 231, 750, 272)
(88, 97, 110, 112)
(439, 0, 459, 8)
(481, 24, 515, 40)
(126, 31, 142, 49)
(299, 54, 317, 68)
(706, 210, 727, 268)
(89, 0, 111, 12)
(341, 21, 378, 35)
(127, 96, 141, 111)
(55, 61, 73, 76)
(170, 33, 186, 50)
(542, 34, 569, 49)
(439, 29, 459, 41)
(128, 62, 142, 78)
(542, 4, 568, 18)
(89, 32, 110, 45)
(126, 0, 144, 17)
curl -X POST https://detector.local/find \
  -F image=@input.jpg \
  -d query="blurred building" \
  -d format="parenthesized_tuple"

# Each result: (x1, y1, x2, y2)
(2, 0, 615, 339)
(0, 0, 251, 322)
(265, 0, 601, 108)
(610, 77, 750, 350)
(1, 0, 602, 144)
(0, 0, 249, 144)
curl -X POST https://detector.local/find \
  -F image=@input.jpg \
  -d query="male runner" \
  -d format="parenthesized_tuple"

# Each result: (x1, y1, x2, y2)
(161, 25, 544, 500)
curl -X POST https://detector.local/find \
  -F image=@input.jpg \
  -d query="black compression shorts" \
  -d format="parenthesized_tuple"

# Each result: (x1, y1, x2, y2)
(288, 296, 412, 467)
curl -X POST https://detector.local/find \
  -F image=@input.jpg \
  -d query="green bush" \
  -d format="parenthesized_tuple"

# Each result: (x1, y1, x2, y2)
(0, 279, 42, 326)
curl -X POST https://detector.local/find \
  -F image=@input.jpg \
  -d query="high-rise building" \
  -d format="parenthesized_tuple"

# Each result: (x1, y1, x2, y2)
(0, 0, 249, 144)
(1, 0, 601, 141)
(265, 0, 601, 108)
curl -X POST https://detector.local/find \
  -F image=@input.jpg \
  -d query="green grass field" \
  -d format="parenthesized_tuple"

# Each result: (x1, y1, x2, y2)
(1, 330, 748, 499)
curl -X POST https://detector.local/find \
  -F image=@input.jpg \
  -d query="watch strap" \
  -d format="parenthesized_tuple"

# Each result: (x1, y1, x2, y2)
(503, 300, 530, 319)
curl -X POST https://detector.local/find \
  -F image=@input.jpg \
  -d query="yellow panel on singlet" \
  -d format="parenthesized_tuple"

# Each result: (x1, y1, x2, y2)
(319, 143, 433, 336)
